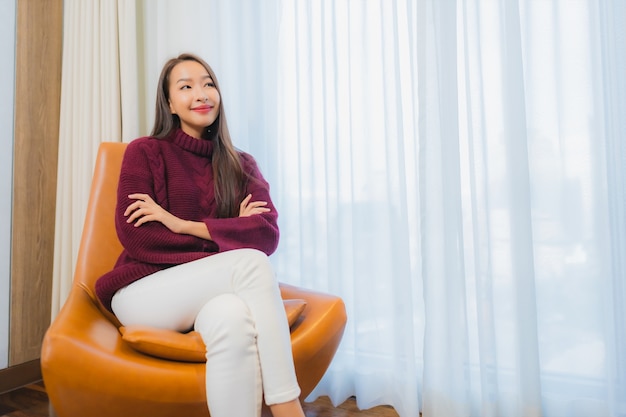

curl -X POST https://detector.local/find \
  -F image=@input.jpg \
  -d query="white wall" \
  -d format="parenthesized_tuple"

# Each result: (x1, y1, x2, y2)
(0, 0, 16, 370)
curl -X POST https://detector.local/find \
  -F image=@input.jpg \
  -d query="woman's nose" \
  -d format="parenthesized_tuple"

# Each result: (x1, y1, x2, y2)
(196, 90, 208, 102)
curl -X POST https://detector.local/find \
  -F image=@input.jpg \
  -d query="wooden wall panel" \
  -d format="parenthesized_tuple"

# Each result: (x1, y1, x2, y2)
(10, 0, 63, 365)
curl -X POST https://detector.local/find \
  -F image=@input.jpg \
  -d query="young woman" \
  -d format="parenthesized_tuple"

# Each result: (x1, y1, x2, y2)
(95, 53, 305, 417)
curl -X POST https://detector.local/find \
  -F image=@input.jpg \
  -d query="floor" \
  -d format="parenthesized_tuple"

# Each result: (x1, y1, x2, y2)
(0, 381, 400, 417)
(0, 382, 48, 417)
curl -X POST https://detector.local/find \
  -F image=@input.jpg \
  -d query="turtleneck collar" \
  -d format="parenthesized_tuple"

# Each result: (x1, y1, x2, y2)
(170, 128, 215, 157)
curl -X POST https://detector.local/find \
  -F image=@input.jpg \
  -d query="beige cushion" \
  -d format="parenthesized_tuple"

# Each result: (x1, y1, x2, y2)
(119, 299, 307, 362)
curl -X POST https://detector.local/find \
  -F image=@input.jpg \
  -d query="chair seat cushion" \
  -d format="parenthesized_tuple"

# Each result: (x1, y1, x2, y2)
(119, 299, 307, 362)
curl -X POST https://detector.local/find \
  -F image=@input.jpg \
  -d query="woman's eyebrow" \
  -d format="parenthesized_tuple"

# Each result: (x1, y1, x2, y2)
(175, 75, 213, 84)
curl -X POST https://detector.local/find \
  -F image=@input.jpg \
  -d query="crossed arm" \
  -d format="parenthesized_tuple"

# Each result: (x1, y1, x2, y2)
(124, 192, 271, 240)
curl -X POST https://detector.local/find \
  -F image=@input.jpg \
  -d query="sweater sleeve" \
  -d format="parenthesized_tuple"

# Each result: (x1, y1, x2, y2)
(203, 152, 280, 255)
(115, 140, 210, 265)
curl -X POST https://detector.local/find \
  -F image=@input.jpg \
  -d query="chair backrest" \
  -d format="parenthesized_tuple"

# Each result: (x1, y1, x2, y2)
(74, 142, 128, 298)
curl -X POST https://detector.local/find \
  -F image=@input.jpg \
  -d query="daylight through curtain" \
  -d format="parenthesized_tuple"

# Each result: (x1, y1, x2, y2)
(272, 1, 626, 416)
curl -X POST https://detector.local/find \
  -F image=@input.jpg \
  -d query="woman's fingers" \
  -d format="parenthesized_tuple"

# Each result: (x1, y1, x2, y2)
(125, 193, 159, 225)
(247, 201, 268, 209)
(239, 194, 252, 213)
(239, 195, 270, 217)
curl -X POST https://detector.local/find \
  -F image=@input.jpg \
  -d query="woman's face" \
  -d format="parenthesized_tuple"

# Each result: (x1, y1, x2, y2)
(168, 60, 221, 138)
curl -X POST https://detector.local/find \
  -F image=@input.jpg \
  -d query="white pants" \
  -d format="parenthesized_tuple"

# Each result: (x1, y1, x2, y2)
(111, 248, 301, 417)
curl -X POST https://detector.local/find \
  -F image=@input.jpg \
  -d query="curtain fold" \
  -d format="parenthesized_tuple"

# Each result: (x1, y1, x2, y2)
(598, 1, 626, 414)
(418, 1, 469, 416)
(51, 0, 140, 317)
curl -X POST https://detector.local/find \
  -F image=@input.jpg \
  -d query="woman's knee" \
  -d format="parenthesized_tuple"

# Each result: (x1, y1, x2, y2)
(194, 294, 257, 352)
(238, 248, 272, 268)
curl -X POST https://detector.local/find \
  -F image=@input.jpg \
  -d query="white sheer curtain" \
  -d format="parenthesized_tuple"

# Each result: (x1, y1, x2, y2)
(274, 1, 423, 414)
(448, 1, 625, 416)
(274, 1, 625, 416)
(53, 0, 625, 416)
(52, 0, 140, 316)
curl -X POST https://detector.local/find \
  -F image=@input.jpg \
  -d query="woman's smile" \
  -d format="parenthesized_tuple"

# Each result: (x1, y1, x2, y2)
(192, 105, 213, 113)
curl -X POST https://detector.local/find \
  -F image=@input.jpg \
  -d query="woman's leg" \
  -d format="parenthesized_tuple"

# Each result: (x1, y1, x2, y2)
(110, 249, 303, 415)
(223, 249, 301, 405)
(194, 293, 263, 416)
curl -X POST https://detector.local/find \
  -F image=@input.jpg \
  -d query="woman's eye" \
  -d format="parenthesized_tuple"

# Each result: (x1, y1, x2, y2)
(205, 82, 215, 88)
(180, 85, 191, 90)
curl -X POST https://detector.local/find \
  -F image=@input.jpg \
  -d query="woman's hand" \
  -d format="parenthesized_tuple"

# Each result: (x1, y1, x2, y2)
(125, 193, 185, 233)
(239, 194, 270, 217)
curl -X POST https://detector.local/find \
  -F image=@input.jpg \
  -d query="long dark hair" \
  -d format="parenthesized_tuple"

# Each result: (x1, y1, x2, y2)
(151, 53, 245, 218)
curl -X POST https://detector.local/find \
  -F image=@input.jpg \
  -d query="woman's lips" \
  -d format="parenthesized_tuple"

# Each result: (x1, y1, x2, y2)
(192, 105, 212, 113)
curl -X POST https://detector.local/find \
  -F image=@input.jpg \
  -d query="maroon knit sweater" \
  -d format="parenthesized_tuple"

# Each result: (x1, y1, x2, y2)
(95, 129, 279, 312)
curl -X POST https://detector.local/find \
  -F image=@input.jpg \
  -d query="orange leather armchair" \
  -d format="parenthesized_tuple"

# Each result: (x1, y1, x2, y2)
(41, 142, 347, 417)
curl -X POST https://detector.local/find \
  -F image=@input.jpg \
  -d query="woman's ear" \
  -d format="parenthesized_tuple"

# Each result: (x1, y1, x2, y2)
(169, 99, 176, 114)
